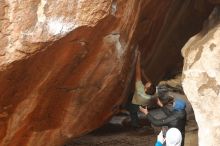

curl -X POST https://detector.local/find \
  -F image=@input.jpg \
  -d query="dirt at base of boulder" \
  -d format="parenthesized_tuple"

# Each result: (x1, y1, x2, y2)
(66, 109, 198, 146)
(66, 122, 198, 146)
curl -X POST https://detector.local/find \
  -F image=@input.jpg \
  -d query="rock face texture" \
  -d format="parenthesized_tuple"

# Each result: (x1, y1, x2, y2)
(137, 0, 213, 83)
(0, 0, 216, 146)
(182, 7, 220, 146)
(0, 1, 142, 146)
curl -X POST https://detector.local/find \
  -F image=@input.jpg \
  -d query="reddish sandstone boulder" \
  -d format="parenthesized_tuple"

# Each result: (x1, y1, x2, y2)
(0, 0, 214, 146)
(0, 1, 146, 146)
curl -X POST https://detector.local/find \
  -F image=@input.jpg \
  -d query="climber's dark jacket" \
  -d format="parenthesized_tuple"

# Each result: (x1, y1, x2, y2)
(147, 99, 187, 146)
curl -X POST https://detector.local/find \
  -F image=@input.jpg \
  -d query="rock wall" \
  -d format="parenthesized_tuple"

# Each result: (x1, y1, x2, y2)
(0, 0, 144, 146)
(0, 0, 217, 146)
(182, 6, 220, 146)
(137, 0, 213, 83)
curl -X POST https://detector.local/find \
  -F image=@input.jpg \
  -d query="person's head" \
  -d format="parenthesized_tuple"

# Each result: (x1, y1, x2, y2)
(173, 98, 186, 111)
(156, 85, 169, 98)
(166, 128, 182, 146)
(144, 82, 156, 95)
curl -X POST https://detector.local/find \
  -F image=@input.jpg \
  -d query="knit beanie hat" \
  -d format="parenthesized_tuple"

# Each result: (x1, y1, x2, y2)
(166, 128, 182, 146)
(173, 99, 186, 111)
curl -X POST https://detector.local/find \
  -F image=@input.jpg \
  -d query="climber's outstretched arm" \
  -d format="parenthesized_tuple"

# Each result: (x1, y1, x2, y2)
(135, 51, 141, 81)
(142, 71, 151, 83)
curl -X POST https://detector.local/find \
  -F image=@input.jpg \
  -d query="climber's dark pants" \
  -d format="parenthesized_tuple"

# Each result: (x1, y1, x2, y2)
(126, 92, 140, 127)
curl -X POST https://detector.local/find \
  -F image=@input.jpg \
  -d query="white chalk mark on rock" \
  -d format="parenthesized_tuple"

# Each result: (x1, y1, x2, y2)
(47, 18, 77, 35)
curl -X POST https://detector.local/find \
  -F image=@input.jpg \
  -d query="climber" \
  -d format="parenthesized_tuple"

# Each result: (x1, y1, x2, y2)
(131, 51, 156, 105)
(155, 128, 182, 146)
(127, 50, 156, 128)
(139, 98, 187, 146)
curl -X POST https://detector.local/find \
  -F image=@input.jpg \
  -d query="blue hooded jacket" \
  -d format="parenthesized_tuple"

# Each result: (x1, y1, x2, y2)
(155, 141, 162, 146)
(173, 99, 186, 111)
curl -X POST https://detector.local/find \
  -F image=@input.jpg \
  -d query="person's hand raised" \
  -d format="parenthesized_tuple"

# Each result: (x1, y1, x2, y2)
(157, 98, 164, 107)
(139, 106, 149, 115)
(157, 131, 165, 144)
